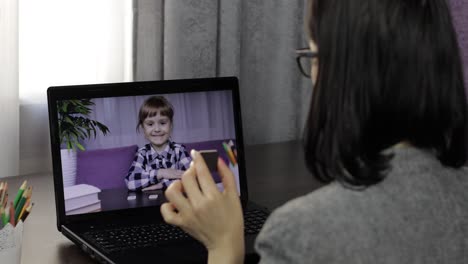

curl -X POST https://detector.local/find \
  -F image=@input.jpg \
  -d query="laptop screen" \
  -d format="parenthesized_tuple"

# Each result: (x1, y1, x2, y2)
(57, 89, 241, 216)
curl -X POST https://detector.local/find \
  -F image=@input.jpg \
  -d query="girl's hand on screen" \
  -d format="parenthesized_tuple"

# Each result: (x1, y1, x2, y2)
(141, 182, 163, 191)
(161, 150, 244, 264)
(158, 168, 184, 180)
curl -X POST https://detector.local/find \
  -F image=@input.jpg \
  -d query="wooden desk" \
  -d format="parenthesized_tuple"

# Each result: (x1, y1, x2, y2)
(4, 141, 323, 263)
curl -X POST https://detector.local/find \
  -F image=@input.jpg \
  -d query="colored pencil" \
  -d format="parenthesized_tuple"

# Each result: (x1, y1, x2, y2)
(14, 187, 30, 221)
(9, 202, 15, 226)
(222, 142, 237, 166)
(2, 193, 8, 208)
(228, 140, 237, 158)
(20, 203, 34, 222)
(13, 180, 27, 208)
(0, 207, 4, 228)
(0, 182, 7, 206)
(18, 199, 30, 222)
(2, 204, 9, 226)
(26, 186, 33, 201)
(0, 182, 3, 204)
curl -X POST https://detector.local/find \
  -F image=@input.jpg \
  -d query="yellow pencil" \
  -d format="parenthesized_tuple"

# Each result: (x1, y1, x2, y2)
(18, 200, 30, 221)
(0, 182, 7, 206)
(26, 186, 33, 200)
(2, 193, 8, 208)
(20, 203, 34, 222)
(0, 182, 3, 204)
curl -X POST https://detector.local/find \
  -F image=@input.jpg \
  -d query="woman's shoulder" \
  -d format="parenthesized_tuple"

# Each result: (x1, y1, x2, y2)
(259, 183, 355, 233)
(260, 146, 468, 232)
(255, 147, 468, 263)
(260, 182, 357, 232)
(255, 183, 358, 262)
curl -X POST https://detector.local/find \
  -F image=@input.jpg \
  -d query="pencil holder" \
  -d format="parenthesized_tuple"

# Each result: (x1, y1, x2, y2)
(0, 221, 23, 264)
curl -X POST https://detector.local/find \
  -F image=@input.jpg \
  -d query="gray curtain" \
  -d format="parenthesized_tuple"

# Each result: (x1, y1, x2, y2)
(448, 0, 468, 91)
(133, 0, 310, 145)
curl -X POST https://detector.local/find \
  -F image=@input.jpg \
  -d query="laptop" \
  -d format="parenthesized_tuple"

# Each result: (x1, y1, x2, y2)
(47, 77, 269, 263)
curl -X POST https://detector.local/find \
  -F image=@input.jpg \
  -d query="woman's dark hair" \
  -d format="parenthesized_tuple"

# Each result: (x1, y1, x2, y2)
(304, 0, 467, 187)
(137, 96, 174, 132)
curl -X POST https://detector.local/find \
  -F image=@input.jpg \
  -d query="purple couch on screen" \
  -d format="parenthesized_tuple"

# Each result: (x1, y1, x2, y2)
(76, 145, 139, 189)
(75, 140, 235, 190)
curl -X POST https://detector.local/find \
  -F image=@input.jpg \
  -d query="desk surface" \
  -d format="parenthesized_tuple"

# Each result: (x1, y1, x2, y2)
(4, 141, 323, 264)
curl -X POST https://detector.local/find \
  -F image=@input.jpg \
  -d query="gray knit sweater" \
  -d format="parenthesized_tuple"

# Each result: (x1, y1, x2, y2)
(255, 146, 468, 263)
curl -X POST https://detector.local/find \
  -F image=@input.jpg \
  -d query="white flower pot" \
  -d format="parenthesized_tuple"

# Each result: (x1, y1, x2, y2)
(61, 149, 77, 187)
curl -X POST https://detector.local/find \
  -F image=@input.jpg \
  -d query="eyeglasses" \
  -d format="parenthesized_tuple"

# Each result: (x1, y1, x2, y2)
(295, 48, 318, 78)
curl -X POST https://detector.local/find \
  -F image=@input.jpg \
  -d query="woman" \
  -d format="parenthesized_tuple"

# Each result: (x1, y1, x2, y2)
(161, 0, 468, 263)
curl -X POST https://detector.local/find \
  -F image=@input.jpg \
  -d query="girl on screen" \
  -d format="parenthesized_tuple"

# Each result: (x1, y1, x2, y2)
(125, 96, 191, 191)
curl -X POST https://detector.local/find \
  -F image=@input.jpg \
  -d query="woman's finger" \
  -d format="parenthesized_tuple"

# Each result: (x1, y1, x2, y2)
(191, 150, 219, 195)
(217, 158, 238, 195)
(160, 202, 182, 226)
(180, 164, 203, 201)
(164, 180, 191, 213)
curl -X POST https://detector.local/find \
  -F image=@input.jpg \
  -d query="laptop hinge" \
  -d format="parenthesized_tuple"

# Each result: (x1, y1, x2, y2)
(62, 225, 116, 264)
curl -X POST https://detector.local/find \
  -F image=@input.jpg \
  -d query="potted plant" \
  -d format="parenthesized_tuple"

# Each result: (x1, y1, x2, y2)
(58, 99, 109, 187)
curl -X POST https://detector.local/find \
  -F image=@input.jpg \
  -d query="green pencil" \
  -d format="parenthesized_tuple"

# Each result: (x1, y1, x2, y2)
(0, 207, 4, 229)
(1, 206, 9, 226)
(13, 180, 27, 208)
(14, 187, 30, 221)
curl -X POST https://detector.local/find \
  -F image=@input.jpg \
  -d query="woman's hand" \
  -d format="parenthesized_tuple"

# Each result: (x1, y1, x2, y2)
(161, 150, 244, 264)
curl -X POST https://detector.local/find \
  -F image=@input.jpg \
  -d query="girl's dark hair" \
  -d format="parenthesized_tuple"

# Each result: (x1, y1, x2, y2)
(137, 96, 174, 131)
(304, 0, 467, 187)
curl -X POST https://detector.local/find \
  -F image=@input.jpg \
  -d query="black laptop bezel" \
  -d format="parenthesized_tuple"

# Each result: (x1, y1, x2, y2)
(47, 77, 249, 230)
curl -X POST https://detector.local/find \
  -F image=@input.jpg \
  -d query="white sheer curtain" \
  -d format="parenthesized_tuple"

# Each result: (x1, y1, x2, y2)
(7, 0, 132, 177)
(0, 0, 20, 178)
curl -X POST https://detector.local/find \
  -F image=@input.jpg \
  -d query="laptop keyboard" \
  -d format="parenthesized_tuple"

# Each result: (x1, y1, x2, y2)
(84, 222, 191, 253)
(83, 209, 269, 253)
(244, 209, 269, 235)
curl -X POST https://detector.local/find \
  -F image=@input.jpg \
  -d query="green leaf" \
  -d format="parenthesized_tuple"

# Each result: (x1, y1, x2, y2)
(61, 101, 69, 113)
(64, 116, 74, 125)
(66, 135, 73, 150)
(58, 98, 110, 150)
(95, 122, 110, 135)
(75, 142, 85, 151)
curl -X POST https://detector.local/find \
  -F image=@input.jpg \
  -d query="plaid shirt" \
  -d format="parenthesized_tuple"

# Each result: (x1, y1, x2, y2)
(125, 141, 191, 191)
